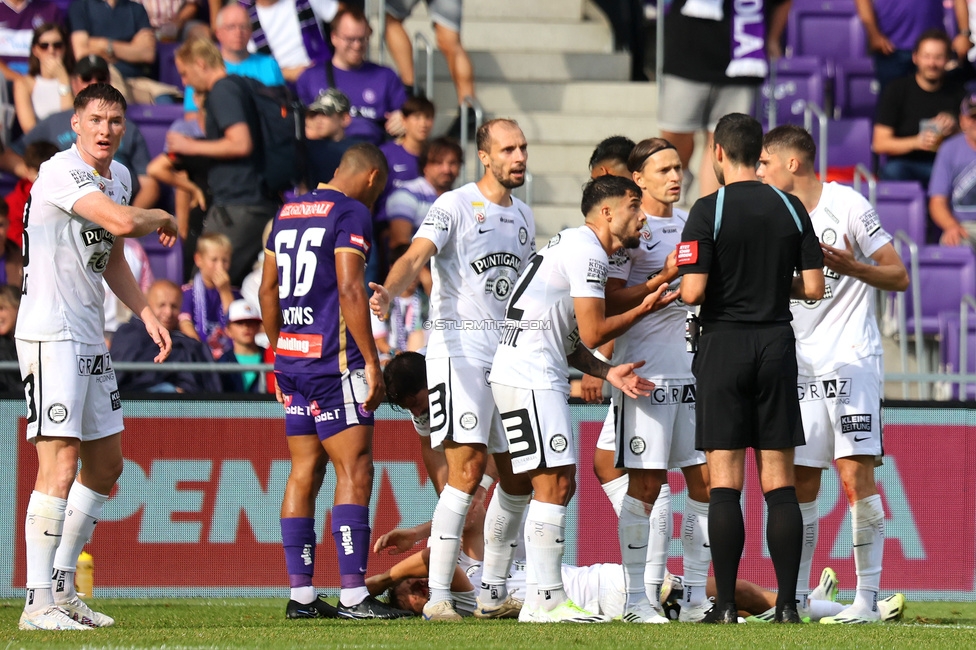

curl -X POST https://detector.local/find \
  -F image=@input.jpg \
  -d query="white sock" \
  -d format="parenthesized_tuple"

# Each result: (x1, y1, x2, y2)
(851, 494, 884, 612)
(644, 484, 671, 604)
(525, 500, 567, 611)
(53, 482, 108, 604)
(340, 585, 369, 607)
(797, 501, 819, 608)
(619, 495, 651, 608)
(454, 589, 477, 617)
(290, 586, 316, 604)
(522, 540, 539, 610)
(479, 486, 530, 605)
(24, 491, 67, 613)
(808, 598, 845, 621)
(681, 497, 710, 607)
(601, 474, 629, 517)
(427, 485, 472, 606)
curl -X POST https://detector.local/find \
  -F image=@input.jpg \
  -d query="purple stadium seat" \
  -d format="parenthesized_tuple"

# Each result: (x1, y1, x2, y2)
(128, 103, 185, 159)
(157, 41, 184, 90)
(786, 0, 867, 64)
(937, 311, 976, 399)
(810, 117, 873, 178)
(756, 56, 828, 127)
(857, 180, 928, 245)
(902, 245, 976, 336)
(140, 233, 184, 285)
(833, 58, 879, 119)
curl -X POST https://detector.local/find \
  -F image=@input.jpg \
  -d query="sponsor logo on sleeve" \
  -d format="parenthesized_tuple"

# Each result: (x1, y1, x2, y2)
(423, 206, 452, 231)
(70, 169, 94, 188)
(859, 209, 881, 236)
(586, 259, 608, 286)
(349, 234, 369, 252)
(676, 241, 698, 265)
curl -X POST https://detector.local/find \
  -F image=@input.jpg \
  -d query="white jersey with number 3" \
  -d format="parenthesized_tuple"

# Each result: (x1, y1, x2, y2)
(790, 182, 891, 375)
(16, 145, 132, 345)
(489, 226, 608, 393)
(413, 182, 535, 364)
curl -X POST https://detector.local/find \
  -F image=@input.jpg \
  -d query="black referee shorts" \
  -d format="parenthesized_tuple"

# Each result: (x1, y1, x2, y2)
(692, 322, 805, 451)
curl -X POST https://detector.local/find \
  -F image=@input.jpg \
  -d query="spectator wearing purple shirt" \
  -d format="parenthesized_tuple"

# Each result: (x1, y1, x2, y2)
(929, 93, 976, 246)
(297, 7, 407, 146)
(375, 94, 434, 224)
(0, 0, 62, 80)
(178, 232, 241, 360)
(855, 0, 971, 91)
(385, 135, 461, 250)
(258, 144, 410, 620)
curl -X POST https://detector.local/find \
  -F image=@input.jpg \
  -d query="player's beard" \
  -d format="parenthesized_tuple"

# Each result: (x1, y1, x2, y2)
(621, 235, 641, 249)
(494, 166, 525, 189)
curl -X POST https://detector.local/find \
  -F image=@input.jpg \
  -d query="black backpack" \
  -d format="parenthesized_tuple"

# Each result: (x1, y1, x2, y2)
(226, 75, 304, 195)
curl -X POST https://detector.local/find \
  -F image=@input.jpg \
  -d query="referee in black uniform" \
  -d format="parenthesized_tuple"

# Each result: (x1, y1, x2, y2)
(676, 113, 825, 624)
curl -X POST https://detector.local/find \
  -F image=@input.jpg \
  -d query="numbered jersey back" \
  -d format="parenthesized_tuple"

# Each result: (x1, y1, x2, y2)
(268, 186, 372, 376)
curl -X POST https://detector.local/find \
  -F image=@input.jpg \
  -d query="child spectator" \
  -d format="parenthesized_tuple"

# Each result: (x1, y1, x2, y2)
(217, 299, 272, 393)
(0, 284, 21, 394)
(5, 140, 59, 248)
(370, 244, 428, 366)
(0, 199, 24, 289)
(179, 232, 239, 359)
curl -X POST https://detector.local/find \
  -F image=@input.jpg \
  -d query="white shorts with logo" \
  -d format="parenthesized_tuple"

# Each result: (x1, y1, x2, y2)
(426, 356, 507, 454)
(596, 383, 704, 470)
(794, 357, 884, 469)
(17, 339, 123, 441)
(491, 383, 575, 475)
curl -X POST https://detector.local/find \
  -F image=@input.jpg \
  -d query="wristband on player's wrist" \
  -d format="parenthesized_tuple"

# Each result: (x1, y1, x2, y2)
(479, 474, 495, 492)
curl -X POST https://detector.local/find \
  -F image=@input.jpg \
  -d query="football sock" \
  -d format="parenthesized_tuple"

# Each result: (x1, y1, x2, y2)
(479, 486, 530, 606)
(601, 474, 629, 517)
(525, 500, 567, 611)
(765, 486, 803, 612)
(797, 500, 819, 609)
(53, 482, 108, 604)
(644, 484, 671, 605)
(808, 598, 845, 621)
(681, 497, 710, 606)
(619, 495, 652, 609)
(281, 517, 316, 597)
(427, 485, 472, 606)
(331, 504, 371, 607)
(24, 491, 66, 613)
(708, 487, 743, 608)
(454, 589, 477, 617)
(850, 494, 884, 613)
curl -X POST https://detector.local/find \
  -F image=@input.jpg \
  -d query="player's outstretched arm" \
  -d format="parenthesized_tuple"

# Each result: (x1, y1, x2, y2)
(369, 237, 437, 318)
(338, 251, 385, 411)
(821, 237, 909, 292)
(606, 251, 679, 315)
(104, 246, 172, 362)
(373, 522, 433, 555)
(575, 281, 671, 349)
(73, 190, 177, 241)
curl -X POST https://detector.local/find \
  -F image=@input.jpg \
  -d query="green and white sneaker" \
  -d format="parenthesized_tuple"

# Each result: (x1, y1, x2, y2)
(622, 598, 669, 624)
(745, 606, 776, 623)
(809, 567, 839, 603)
(878, 593, 907, 622)
(820, 605, 881, 624)
(534, 599, 610, 623)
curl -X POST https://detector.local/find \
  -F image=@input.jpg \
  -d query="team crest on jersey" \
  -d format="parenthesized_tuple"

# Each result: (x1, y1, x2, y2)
(629, 437, 646, 455)
(518, 227, 528, 245)
(821, 228, 837, 246)
(486, 275, 512, 300)
(641, 228, 651, 240)
(460, 412, 478, 430)
(363, 88, 376, 103)
(48, 403, 68, 423)
(550, 434, 568, 453)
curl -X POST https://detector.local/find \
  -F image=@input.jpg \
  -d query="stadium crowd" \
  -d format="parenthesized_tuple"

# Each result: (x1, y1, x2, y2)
(8, 0, 959, 632)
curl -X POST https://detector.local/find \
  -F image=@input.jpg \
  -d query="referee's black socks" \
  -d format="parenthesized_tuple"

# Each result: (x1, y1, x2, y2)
(764, 486, 803, 612)
(708, 487, 744, 608)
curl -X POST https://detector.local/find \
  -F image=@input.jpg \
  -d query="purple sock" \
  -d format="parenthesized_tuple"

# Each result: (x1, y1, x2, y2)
(281, 517, 316, 588)
(331, 504, 370, 589)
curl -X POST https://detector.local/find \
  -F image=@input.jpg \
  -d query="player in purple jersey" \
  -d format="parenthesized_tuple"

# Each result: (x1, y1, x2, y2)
(259, 143, 411, 620)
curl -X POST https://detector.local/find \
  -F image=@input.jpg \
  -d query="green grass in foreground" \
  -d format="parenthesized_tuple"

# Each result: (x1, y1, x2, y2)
(1, 598, 975, 650)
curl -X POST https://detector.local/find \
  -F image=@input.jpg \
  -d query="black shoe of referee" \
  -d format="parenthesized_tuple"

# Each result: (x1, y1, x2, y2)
(286, 595, 339, 619)
(337, 595, 414, 619)
(700, 602, 739, 624)
(775, 605, 802, 623)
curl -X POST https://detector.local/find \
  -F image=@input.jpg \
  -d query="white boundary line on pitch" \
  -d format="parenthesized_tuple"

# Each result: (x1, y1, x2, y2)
(901, 623, 976, 629)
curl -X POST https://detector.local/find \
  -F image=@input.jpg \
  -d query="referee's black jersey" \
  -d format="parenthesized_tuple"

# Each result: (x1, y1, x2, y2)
(677, 180, 823, 324)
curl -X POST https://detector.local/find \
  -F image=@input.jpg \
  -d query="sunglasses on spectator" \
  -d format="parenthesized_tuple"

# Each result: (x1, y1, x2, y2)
(81, 72, 109, 83)
(37, 41, 64, 50)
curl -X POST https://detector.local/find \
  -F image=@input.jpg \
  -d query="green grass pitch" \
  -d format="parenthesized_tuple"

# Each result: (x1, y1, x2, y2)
(2, 598, 976, 649)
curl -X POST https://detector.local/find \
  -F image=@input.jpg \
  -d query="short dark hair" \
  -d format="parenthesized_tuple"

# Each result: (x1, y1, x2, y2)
(341, 142, 390, 178)
(383, 351, 427, 405)
(580, 174, 641, 216)
(331, 6, 371, 33)
(627, 137, 677, 173)
(24, 141, 60, 171)
(713, 113, 763, 167)
(476, 118, 520, 154)
(402, 94, 436, 119)
(914, 28, 951, 54)
(420, 136, 462, 170)
(589, 135, 636, 171)
(74, 82, 126, 113)
(762, 124, 817, 166)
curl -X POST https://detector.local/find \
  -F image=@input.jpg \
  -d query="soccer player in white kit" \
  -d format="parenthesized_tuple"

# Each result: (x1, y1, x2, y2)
(588, 138, 713, 623)
(757, 125, 909, 624)
(489, 175, 675, 623)
(370, 119, 536, 621)
(16, 83, 179, 631)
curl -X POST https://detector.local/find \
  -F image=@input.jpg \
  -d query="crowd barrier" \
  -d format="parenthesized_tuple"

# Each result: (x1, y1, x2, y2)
(1, 398, 973, 602)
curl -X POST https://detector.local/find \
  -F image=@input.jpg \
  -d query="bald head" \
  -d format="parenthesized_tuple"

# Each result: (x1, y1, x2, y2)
(214, 4, 252, 56)
(147, 280, 183, 331)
